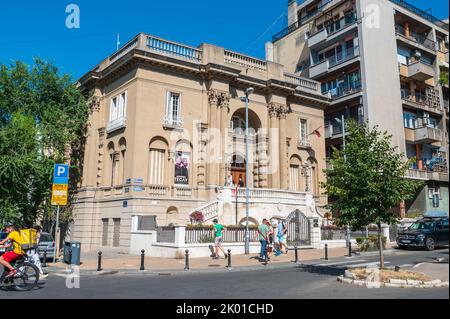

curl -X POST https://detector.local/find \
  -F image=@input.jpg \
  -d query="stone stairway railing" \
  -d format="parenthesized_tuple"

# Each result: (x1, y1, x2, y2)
(189, 200, 219, 222)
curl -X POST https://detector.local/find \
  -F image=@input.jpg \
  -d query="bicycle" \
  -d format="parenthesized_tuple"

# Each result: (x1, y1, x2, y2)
(0, 254, 40, 291)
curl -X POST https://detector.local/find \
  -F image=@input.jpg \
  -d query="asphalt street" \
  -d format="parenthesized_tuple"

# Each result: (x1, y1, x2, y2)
(1, 248, 448, 299)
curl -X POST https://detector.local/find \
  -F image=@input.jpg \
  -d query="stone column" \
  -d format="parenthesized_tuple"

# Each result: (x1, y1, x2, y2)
(83, 97, 101, 187)
(207, 90, 220, 187)
(278, 106, 289, 190)
(219, 92, 230, 186)
(268, 103, 280, 189)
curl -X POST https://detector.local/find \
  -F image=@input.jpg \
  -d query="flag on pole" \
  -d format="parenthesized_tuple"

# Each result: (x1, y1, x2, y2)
(309, 126, 322, 138)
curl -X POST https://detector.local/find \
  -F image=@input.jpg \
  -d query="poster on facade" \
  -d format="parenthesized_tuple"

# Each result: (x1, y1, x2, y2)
(174, 152, 189, 185)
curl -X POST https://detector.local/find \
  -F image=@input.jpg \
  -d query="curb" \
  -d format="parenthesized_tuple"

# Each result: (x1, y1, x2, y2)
(337, 271, 449, 289)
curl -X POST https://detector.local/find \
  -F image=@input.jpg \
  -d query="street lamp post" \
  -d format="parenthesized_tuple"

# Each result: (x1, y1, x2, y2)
(240, 87, 254, 255)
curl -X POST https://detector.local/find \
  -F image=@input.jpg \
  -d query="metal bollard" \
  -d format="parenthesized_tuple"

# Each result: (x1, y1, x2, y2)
(67, 248, 73, 273)
(184, 249, 190, 271)
(140, 249, 145, 271)
(226, 249, 232, 270)
(348, 241, 352, 257)
(264, 252, 268, 266)
(97, 251, 103, 271)
(325, 243, 328, 260)
(42, 250, 47, 268)
(294, 246, 299, 263)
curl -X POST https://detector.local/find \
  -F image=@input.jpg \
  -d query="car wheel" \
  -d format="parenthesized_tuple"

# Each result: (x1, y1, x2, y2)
(425, 237, 435, 251)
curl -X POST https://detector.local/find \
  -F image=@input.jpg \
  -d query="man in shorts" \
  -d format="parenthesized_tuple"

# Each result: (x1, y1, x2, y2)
(0, 223, 25, 278)
(213, 219, 227, 259)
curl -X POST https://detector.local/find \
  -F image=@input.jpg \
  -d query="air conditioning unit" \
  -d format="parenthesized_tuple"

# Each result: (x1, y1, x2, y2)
(413, 50, 422, 58)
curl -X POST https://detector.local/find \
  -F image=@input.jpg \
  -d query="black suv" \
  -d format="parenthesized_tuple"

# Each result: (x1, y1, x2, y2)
(397, 217, 449, 251)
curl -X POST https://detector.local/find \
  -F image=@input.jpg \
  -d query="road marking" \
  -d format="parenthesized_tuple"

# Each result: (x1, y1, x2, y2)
(412, 262, 425, 268)
(346, 262, 391, 268)
(315, 259, 368, 267)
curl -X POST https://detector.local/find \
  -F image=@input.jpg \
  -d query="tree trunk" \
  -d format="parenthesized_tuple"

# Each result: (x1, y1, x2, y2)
(378, 223, 384, 269)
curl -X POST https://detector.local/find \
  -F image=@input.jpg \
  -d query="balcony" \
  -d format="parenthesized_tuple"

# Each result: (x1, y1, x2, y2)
(298, 139, 311, 149)
(406, 61, 435, 81)
(414, 126, 443, 143)
(401, 89, 443, 115)
(406, 169, 449, 182)
(310, 47, 360, 78)
(106, 117, 126, 133)
(323, 80, 362, 101)
(395, 25, 438, 54)
(308, 15, 358, 49)
(163, 117, 183, 129)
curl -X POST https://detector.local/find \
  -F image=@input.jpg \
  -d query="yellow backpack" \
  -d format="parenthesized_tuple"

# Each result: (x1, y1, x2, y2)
(18, 229, 38, 250)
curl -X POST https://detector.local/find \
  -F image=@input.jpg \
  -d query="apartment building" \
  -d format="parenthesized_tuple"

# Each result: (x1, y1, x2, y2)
(73, 33, 329, 252)
(269, 0, 449, 216)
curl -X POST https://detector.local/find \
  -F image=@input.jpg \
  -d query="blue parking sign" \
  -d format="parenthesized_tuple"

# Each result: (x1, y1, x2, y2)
(53, 164, 69, 184)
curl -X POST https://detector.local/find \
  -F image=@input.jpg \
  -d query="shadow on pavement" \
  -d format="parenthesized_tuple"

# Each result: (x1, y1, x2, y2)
(297, 264, 345, 277)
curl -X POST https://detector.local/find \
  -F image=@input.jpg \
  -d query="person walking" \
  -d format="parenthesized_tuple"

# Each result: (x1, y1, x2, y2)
(212, 219, 227, 259)
(278, 218, 288, 254)
(254, 219, 269, 261)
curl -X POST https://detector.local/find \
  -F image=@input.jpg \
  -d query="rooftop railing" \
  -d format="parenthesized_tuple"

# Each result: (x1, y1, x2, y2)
(224, 50, 267, 71)
(146, 35, 202, 63)
(390, 0, 449, 30)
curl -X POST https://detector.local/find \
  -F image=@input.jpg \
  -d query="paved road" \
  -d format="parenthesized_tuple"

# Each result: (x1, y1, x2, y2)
(2, 248, 448, 299)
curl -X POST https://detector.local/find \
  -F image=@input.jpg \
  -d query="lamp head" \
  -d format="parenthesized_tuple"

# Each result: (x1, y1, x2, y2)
(245, 87, 254, 96)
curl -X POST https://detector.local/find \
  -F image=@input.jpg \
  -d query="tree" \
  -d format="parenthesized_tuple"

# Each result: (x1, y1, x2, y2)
(321, 120, 422, 268)
(0, 59, 89, 230)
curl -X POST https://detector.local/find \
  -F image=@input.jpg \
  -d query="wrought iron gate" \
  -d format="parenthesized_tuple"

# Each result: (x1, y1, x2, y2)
(286, 210, 311, 246)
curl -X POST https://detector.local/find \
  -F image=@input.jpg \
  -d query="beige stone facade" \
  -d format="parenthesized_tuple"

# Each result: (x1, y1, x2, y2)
(73, 33, 329, 252)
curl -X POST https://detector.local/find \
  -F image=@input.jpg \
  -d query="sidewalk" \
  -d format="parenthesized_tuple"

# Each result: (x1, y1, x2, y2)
(47, 247, 351, 273)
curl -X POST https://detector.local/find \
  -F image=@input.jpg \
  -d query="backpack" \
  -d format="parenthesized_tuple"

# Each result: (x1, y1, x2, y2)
(18, 229, 38, 250)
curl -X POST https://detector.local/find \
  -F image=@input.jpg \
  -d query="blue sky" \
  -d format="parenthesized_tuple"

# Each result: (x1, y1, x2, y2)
(0, 0, 448, 80)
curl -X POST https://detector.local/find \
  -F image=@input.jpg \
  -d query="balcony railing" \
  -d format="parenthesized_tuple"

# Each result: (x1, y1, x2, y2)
(163, 117, 183, 128)
(224, 50, 267, 71)
(308, 14, 358, 47)
(390, 0, 448, 30)
(328, 47, 360, 68)
(146, 35, 202, 63)
(324, 80, 362, 99)
(109, 37, 139, 64)
(284, 72, 319, 91)
(298, 139, 311, 148)
(395, 25, 438, 52)
(219, 187, 308, 204)
(401, 89, 443, 114)
(414, 126, 443, 143)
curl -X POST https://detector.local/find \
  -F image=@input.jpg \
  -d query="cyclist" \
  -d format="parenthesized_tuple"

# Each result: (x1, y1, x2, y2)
(0, 223, 25, 278)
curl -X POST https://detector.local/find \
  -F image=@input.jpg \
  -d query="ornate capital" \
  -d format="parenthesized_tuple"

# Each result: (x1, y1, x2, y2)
(89, 96, 102, 113)
(208, 89, 220, 106)
(278, 105, 288, 119)
(267, 102, 279, 118)
(218, 92, 231, 109)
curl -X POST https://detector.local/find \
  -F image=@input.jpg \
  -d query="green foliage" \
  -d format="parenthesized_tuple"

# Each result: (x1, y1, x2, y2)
(321, 120, 423, 230)
(356, 236, 387, 252)
(0, 59, 89, 228)
(439, 71, 449, 86)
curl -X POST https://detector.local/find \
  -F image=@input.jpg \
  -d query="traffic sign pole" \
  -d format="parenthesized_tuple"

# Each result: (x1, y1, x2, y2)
(54, 205, 60, 262)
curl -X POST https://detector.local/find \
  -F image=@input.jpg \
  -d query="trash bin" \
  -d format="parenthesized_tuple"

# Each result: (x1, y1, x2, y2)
(63, 241, 81, 265)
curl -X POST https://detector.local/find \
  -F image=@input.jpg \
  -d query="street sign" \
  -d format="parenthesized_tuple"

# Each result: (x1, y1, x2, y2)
(51, 164, 69, 206)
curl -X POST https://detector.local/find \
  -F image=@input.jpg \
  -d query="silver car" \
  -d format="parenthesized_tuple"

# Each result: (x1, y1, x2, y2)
(37, 232, 55, 261)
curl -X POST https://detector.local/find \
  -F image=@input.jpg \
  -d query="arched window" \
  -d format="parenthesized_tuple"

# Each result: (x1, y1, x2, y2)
(289, 155, 302, 192)
(107, 142, 116, 186)
(119, 138, 127, 184)
(149, 137, 168, 185)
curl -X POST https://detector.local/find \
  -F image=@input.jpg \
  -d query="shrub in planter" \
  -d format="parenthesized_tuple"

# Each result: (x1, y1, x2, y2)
(356, 236, 387, 251)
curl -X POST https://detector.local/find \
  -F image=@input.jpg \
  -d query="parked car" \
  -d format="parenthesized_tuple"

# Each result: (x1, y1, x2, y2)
(396, 217, 449, 251)
(37, 232, 55, 261)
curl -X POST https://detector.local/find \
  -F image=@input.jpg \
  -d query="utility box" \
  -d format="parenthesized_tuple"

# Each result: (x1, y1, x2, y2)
(63, 241, 81, 265)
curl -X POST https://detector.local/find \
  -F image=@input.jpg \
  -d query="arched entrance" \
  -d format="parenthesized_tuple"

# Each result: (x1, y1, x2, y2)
(286, 210, 310, 246)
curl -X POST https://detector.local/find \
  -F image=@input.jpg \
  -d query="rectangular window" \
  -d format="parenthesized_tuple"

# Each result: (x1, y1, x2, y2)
(165, 92, 182, 126)
(300, 119, 308, 142)
(108, 91, 127, 132)
(113, 218, 120, 247)
(102, 219, 108, 246)
(290, 165, 300, 191)
(137, 216, 157, 231)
